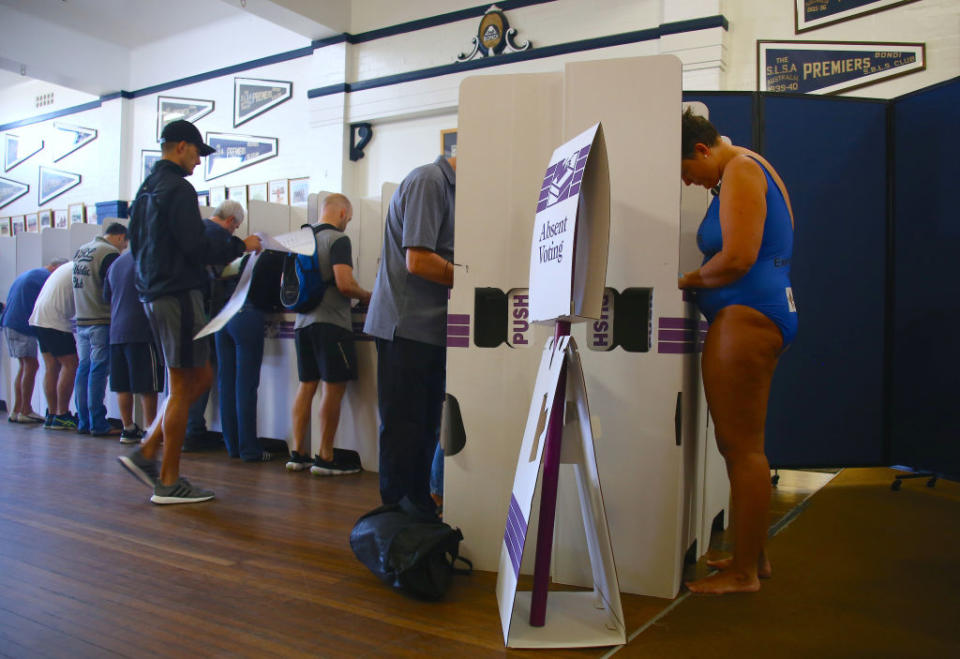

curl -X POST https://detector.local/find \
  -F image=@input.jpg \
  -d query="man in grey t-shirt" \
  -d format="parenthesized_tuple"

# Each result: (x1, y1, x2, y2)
(287, 194, 371, 475)
(363, 156, 456, 514)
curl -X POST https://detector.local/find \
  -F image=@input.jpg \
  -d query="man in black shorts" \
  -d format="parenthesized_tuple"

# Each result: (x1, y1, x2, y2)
(286, 194, 370, 475)
(27, 258, 77, 430)
(104, 250, 164, 444)
(120, 119, 261, 505)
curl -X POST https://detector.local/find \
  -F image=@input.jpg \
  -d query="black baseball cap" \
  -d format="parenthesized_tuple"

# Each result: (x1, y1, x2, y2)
(160, 119, 216, 156)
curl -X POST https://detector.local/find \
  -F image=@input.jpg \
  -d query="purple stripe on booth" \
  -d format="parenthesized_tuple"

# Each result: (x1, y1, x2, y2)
(447, 336, 469, 348)
(659, 316, 700, 330)
(447, 313, 470, 325)
(658, 342, 697, 354)
(447, 325, 469, 336)
(503, 494, 527, 578)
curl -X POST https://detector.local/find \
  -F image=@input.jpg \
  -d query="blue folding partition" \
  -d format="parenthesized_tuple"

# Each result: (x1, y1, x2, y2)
(762, 95, 889, 467)
(890, 78, 960, 478)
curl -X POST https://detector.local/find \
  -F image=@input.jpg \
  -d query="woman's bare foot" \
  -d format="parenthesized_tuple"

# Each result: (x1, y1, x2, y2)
(705, 552, 772, 578)
(686, 569, 761, 594)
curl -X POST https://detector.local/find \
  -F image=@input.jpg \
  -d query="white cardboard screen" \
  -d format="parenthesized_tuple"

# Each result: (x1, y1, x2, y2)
(529, 123, 609, 324)
(496, 336, 625, 648)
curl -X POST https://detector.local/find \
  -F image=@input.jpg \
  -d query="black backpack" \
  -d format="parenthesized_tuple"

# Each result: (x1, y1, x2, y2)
(350, 498, 472, 600)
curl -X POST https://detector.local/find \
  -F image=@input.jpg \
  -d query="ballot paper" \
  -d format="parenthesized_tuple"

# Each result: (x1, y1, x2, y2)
(259, 227, 315, 255)
(194, 250, 262, 339)
(193, 227, 318, 339)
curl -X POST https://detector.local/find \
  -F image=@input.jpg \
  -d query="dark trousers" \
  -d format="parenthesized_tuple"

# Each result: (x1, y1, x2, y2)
(215, 307, 265, 460)
(376, 336, 445, 512)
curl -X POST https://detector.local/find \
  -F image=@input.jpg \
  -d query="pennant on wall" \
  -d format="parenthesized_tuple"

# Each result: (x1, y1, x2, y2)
(38, 166, 81, 206)
(233, 78, 292, 127)
(0, 176, 30, 209)
(52, 122, 98, 162)
(204, 132, 278, 181)
(157, 96, 215, 141)
(758, 41, 925, 95)
(4, 133, 44, 172)
(796, 0, 921, 33)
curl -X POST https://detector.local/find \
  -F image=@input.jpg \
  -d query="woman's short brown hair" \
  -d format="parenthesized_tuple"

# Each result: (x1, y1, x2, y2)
(681, 107, 719, 159)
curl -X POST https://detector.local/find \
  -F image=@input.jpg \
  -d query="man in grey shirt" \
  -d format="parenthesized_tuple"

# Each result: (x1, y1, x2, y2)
(287, 194, 371, 475)
(363, 156, 456, 514)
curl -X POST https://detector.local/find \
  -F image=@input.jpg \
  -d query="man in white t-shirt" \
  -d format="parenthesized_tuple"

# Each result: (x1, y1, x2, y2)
(28, 258, 78, 430)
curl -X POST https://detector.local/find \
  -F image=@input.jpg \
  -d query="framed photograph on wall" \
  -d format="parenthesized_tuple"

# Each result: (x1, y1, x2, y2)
(38, 209, 53, 228)
(268, 179, 287, 205)
(54, 209, 68, 228)
(25, 212, 38, 232)
(197, 192, 210, 207)
(0, 218, 10, 237)
(227, 185, 248, 215)
(12, 216, 25, 235)
(141, 149, 161, 182)
(87, 205, 97, 225)
(68, 202, 86, 224)
(441, 128, 458, 158)
(248, 182, 268, 203)
(289, 177, 309, 207)
(209, 186, 226, 208)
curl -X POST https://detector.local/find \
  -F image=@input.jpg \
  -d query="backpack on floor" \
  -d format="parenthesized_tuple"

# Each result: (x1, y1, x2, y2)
(350, 497, 472, 600)
(280, 223, 330, 313)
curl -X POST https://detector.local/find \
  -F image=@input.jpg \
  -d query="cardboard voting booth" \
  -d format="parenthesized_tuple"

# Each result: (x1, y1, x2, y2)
(495, 123, 625, 648)
(446, 54, 727, 610)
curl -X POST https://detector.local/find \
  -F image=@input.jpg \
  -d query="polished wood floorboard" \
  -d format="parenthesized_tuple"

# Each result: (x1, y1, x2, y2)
(0, 415, 829, 657)
(0, 417, 674, 657)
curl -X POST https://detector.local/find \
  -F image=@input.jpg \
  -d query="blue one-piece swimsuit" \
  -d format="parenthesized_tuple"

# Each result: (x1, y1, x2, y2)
(695, 156, 798, 346)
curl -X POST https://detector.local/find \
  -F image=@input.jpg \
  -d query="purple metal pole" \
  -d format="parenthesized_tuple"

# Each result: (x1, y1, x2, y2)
(529, 320, 571, 627)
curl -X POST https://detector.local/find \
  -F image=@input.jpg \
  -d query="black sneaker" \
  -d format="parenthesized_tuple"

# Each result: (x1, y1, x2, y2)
(243, 450, 273, 463)
(310, 454, 361, 477)
(119, 424, 144, 445)
(285, 451, 313, 472)
(333, 448, 362, 469)
(43, 411, 54, 428)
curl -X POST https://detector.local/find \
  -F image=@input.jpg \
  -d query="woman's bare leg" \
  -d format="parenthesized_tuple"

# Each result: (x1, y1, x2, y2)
(686, 305, 782, 594)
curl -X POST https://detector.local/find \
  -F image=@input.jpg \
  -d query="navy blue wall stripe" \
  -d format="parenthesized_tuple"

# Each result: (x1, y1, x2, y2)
(345, 0, 557, 44)
(311, 16, 728, 98)
(0, 99, 103, 132)
(1, 13, 727, 130)
(130, 45, 314, 98)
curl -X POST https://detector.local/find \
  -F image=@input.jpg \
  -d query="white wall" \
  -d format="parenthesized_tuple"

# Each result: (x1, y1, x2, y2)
(722, 0, 960, 97)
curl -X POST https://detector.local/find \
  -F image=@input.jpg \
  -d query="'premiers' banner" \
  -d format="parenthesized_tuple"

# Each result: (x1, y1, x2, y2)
(758, 41, 924, 95)
(796, 0, 921, 33)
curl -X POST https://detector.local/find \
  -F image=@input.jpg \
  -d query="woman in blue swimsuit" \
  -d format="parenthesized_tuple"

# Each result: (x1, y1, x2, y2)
(678, 108, 797, 594)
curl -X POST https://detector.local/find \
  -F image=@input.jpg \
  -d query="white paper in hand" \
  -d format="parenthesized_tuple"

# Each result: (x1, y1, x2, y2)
(257, 228, 315, 255)
(194, 250, 260, 339)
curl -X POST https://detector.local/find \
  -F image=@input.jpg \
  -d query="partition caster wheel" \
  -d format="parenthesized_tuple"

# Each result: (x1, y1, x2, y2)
(771, 473, 780, 487)
(926, 477, 937, 488)
(891, 480, 901, 491)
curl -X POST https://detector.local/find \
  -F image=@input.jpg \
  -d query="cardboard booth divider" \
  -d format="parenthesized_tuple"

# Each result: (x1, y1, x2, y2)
(446, 55, 725, 607)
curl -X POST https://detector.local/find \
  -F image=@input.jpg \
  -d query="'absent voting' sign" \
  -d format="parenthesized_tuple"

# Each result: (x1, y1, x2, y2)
(529, 123, 609, 324)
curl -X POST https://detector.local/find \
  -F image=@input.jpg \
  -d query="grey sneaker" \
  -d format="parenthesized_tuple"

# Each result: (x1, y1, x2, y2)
(150, 478, 215, 505)
(117, 449, 159, 488)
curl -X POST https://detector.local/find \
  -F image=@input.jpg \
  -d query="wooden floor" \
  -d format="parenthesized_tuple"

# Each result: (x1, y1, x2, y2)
(0, 415, 830, 657)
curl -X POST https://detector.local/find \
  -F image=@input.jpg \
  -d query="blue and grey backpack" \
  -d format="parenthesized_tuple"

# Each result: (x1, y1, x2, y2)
(280, 223, 330, 313)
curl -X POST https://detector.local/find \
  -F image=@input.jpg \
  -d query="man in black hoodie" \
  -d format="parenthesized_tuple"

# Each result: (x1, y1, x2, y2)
(119, 120, 261, 505)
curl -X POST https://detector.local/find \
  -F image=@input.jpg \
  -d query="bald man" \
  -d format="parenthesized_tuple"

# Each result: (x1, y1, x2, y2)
(287, 194, 371, 475)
